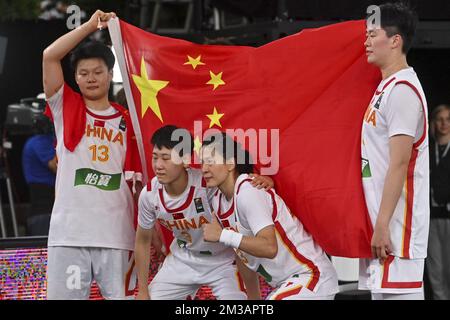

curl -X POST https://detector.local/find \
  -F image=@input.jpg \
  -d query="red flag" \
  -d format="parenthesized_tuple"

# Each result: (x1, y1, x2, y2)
(109, 18, 380, 257)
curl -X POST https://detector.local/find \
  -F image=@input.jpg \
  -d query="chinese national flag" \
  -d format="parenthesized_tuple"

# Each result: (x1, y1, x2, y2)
(109, 18, 380, 258)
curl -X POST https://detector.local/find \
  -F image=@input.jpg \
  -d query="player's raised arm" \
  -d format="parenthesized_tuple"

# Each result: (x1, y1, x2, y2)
(42, 10, 115, 98)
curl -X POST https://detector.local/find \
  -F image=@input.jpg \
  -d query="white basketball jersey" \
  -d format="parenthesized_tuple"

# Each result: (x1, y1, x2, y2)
(361, 67, 429, 259)
(138, 169, 235, 266)
(47, 86, 135, 250)
(213, 174, 338, 293)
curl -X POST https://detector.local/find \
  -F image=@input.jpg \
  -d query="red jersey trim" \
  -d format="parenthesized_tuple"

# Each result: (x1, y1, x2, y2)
(217, 194, 235, 220)
(381, 256, 423, 288)
(375, 77, 396, 95)
(158, 186, 195, 213)
(85, 107, 122, 120)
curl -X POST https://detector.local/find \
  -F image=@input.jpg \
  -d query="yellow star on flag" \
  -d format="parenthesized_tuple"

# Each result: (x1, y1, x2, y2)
(206, 107, 224, 128)
(194, 136, 202, 155)
(132, 57, 169, 122)
(206, 71, 225, 90)
(183, 55, 205, 70)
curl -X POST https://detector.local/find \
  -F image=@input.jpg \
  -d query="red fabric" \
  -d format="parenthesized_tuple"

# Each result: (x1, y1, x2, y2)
(116, 19, 380, 257)
(44, 83, 141, 175)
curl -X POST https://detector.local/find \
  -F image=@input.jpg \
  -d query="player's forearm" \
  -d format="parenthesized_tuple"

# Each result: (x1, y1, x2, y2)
(238, 235, 278, 259)
(376, 161, 410, 227)
(43, 20, 97, 62)
(134, 236, 152, 293)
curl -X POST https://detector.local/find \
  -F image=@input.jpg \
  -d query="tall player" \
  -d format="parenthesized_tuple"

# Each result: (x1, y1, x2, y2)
(135, 125, 272, 300)
(361, 3, 429, 300)
(43, 11, 142, 299)
(201, 133, 339, 300)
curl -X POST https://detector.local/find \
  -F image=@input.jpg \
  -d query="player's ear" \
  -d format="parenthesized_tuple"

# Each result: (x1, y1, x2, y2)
(226, 158, 236, 172)
(181, 153, 191, 168)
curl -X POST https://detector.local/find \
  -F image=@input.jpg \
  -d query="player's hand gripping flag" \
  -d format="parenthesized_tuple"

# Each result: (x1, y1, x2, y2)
(108, 18, 380, 257)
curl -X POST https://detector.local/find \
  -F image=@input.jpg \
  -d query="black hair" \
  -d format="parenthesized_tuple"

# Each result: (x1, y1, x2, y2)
(202, 132, 254, 175)
(70, 41, 115, 71)
(151, 125, 193, 157)
(376, 2, 418, 54)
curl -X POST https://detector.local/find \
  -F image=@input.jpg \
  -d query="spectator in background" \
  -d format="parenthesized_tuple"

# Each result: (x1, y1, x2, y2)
(22, 113, 57, 236)
(427, 104, 450, 300)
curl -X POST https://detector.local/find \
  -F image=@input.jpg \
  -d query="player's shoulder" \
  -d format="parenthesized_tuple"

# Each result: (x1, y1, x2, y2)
(235, 174, 262, 197)
(143, 176, 160, 197)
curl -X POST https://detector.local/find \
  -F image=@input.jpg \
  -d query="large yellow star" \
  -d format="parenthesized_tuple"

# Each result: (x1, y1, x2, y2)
(132, 57, 169, 122)
(206, 107, 224, 128)
(183, 55, 205, 70)
(194, 136, 202, 155)
(206, 71, 225, 90)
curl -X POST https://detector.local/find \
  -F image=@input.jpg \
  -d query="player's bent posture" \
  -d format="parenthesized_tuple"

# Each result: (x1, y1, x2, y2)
(202, 133, 339, 300)
(43, 11, 142, 299)
(135, 125, 273, 300)
(360, 3, 429, 300)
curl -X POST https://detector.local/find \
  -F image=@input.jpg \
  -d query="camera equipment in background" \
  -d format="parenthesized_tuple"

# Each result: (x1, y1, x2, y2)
(1, 95, 53, 238)
(5, 96, 53, 136)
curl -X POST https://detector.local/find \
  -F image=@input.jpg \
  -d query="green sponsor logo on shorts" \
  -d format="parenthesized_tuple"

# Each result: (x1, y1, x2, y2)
(362, 158, 372, 178)
(257, 264, 272, 283)
(74, 168, 121, 191)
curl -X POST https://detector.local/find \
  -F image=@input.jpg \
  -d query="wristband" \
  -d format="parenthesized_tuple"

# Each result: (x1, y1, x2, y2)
(219, 229, 243, 249)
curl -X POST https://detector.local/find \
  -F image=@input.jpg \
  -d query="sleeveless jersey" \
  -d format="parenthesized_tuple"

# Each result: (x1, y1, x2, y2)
(361, 67, 429, 259)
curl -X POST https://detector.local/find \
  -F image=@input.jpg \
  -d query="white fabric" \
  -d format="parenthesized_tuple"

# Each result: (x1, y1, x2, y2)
(47, 246, 136, 300)
(213, 174, 339, 299)
(219, 229, 243, 248)
(385, 84, 423, 140)
(149, 252, 246, 300)
(138, 168, 237, 273)
(358, 256, 424, 294)
(361, 67, 430, 259)
(46, 86, 135, 250)
(266, 275, 336, 300)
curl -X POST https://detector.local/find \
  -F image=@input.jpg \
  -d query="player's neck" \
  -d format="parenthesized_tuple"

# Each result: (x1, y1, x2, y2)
(380, 56, 409, 80)
(164, 170, 189, 197)
(220, 173, 238, 202)
(84, 96, 111, 111)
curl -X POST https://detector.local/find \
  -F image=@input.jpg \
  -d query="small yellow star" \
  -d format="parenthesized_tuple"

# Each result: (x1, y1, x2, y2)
(183, 55, 205, 70)
(132, 57, 169, 122)
(194, 136, 202, 155)
(206, 107, 224, 128)
(206, 71, 225, 90)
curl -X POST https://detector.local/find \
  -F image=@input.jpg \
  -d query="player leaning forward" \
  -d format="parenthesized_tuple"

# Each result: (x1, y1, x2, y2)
(135, 125, 274, 300)
(202, 133, 339, 300)
(43, 11, 142, 299)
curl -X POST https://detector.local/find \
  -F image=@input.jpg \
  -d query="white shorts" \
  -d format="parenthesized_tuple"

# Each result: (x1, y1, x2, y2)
(149, 253, 246, 300)
(46, 246, 136, 300)
(266, 274, 337, 300)
(358, 255, 424, 294)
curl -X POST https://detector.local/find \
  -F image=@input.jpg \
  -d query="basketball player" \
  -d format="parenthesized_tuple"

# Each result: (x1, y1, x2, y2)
(201, 132, 339, 300)
(360, 2, 429, 300)
(135, 125, 273, 300)
(43, 11, 142, 299)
